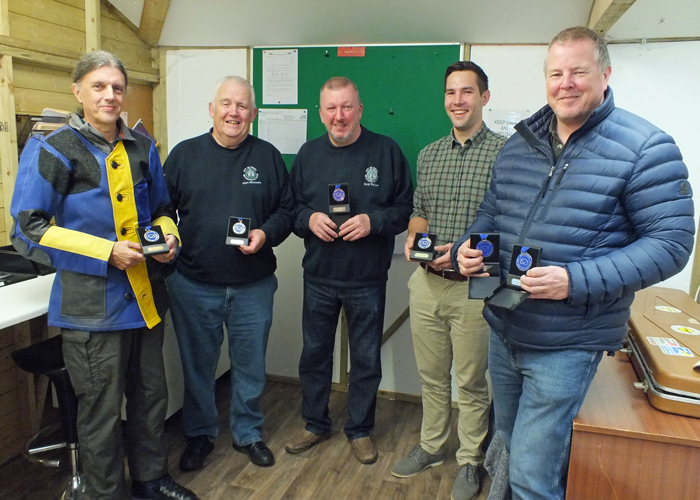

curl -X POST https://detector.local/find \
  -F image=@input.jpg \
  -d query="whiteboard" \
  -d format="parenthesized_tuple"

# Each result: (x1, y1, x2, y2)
(165, 49, 248, 152)
(472, 41, 700, 293)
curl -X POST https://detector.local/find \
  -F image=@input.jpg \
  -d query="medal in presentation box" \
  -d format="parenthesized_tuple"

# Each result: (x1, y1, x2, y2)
(468, 233, 501, 299)
(137, 225, 169, 255)
(410, 233, 438, 262)
(485, 244, 542, 310)
(226, 217, 251, 246)
(328, 183, 351, 230)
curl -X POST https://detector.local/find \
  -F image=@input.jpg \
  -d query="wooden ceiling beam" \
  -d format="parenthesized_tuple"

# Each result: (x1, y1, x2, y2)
(0, 0, 9, 37)
(138, 0, 171, 47)
(85, 0, 101, 52)
(588, 0, 637, 36)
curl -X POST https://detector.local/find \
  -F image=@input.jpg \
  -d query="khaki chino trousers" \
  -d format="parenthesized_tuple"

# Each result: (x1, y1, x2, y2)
(408, 266, 490, 466)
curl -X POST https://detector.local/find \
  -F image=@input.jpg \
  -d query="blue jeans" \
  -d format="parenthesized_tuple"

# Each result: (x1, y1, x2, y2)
(299, 281, 386, 439)
(489, 330, 603, 500)
(166, 269, 277, 446)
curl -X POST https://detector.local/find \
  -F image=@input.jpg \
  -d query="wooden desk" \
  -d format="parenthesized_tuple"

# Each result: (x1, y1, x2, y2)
(566, 353, 700, 500)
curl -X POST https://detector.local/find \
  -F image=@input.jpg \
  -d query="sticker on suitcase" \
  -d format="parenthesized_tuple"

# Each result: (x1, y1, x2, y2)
(655, 305, 682, 313)
(659, 346, 694, 357)
(671, 325, 700, 335)
(647, 337, 680, 347)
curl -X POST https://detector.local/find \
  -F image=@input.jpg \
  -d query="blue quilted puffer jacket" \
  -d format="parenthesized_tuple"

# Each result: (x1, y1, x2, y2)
(452, 88, 695, 351)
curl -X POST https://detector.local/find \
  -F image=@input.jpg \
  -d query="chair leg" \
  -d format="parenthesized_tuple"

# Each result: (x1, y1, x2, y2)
(24, 422, 65, 467)
(63, 442, 83, 499)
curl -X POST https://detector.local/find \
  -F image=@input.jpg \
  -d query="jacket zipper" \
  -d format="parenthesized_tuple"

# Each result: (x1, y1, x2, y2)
(556, 163, 569, 184)
(540, 165, 556, 198)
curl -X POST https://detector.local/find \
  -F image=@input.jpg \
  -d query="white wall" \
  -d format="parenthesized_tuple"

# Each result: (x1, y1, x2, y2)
(165, 49, 248, 152)
(473, 41, 700, 294)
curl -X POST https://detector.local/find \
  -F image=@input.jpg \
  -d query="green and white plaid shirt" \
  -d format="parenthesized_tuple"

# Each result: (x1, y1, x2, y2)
(412, 123, 506, 246)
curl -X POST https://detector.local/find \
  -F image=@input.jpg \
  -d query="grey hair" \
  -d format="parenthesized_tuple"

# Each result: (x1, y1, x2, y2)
(212, 76, 256, 110)
(72, 51, 128, 88)
(545, 26, 611, 75)
(319, 77, 361, 105)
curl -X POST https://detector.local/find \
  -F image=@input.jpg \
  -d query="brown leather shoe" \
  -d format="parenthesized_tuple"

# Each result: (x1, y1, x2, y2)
(285, 429, 330, 454)
(349, 436, 378, 464)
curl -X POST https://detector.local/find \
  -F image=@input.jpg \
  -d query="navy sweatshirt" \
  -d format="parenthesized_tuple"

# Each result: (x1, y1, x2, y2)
(164, 132, 294, 285)
(291, 127, 413, 287)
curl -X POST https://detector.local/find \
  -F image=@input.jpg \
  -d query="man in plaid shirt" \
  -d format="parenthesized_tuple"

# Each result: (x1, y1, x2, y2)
(391, 61, 505, 500)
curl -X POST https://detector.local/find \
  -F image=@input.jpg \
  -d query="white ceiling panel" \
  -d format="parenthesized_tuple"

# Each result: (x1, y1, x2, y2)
(104, 0, 700, 47)
(606, 0, 700, 41)
(157, 0, 592, 47)
(108, 0, 145, 28)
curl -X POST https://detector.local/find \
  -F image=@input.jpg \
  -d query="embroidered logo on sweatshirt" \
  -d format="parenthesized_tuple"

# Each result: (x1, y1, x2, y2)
(364, 166, 379, 186)
(243, 166, 261, 184)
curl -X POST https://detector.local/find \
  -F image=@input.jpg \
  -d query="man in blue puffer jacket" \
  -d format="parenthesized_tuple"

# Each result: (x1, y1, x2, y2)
(451, 27, 694, 500)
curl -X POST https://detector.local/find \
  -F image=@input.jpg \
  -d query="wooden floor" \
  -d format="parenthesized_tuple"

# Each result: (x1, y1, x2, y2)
(0, 374, 491, 499)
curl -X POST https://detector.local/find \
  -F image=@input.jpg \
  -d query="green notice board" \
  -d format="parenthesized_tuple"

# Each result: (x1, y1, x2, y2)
(252, 45, 461, 181)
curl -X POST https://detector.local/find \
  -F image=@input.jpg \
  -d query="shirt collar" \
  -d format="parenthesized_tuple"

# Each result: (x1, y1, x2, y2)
(69, 113, 135, 150)
(548, 114, 559, 140)
(450, 122, 488, 149)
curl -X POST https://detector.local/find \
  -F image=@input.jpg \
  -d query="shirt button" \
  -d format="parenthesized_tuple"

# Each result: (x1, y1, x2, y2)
(124, 293, 133, 301)
(120, 227, 127, 235)
(557, 144, 563, 149)
(111, 161, 119, 169)
(116, 194, 123, 201)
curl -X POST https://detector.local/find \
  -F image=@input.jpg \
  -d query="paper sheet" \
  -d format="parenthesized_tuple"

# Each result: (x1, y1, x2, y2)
(262, 49, 298, 105)
(257, 109, 307, 155)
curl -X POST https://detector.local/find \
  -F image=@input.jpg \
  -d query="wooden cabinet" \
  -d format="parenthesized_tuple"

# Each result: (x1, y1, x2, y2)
(567, 354, 700, 500)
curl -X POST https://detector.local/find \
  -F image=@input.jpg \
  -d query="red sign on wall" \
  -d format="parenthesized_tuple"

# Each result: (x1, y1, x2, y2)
(338, 47, 366, 57)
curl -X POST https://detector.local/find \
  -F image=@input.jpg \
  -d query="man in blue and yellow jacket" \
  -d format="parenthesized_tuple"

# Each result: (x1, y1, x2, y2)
(11, 52, 197, 500)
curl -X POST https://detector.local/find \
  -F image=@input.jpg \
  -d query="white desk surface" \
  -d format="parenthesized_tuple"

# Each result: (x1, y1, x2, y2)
(0, 274, 55, 330)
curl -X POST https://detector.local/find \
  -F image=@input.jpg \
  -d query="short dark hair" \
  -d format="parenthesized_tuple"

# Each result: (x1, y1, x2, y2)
(547, 26, 610, 74)
(72, 51, 128, 88)
(444, 61, 488, 95)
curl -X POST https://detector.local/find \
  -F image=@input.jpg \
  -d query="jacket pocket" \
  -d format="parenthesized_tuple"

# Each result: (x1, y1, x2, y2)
(60, 271, 106, 318)
(584, 301, 600, 319)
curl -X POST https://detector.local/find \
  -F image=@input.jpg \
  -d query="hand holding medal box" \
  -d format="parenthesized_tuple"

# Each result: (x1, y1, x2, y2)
(137, 225, 169, 255)
(468, 233, 501, 299)
(508, 245, 542, 286)
(328, 183, 351, 231)
(410, 232, 438, 262)
(226, 217, 251, 246)
(485, 244, 542, 310)
(469, 233, 500, 276)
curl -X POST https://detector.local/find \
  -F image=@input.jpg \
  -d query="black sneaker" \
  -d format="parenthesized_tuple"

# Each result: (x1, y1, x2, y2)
(179, 435, 215, 472)
(132, 474, 199, 500)
(232, 440, 275, 467)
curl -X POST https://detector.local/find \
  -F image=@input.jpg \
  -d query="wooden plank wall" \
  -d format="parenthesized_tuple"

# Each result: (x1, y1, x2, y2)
(0, 317, 48, 466)
(0, 0, 156, 245)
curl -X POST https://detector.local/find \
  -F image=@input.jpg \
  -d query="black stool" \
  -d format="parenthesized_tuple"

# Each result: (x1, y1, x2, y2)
(11, 335, 83, 500)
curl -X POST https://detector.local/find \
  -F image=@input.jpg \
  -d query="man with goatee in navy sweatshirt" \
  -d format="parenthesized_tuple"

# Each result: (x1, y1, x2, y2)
(285, 77, 413, 464)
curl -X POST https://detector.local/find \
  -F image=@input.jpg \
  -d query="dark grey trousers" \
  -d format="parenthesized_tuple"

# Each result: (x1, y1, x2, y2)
(62, 324, 169, 500)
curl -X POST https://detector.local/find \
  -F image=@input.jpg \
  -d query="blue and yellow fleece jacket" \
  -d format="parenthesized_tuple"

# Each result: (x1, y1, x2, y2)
(10, 122, 179, 331)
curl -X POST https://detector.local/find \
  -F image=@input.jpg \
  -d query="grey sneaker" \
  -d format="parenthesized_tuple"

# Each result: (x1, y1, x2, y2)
(451, 464, 480, 500)
(391, 444, 445, 478)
